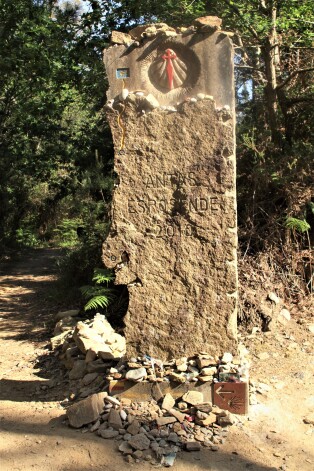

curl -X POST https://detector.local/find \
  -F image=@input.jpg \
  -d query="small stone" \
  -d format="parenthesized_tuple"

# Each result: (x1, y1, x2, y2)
(69, 360, 86, 380)
(193, 16, 222, 30)
(127, 419, 141, 436)
(182, 391, 204, 405)
(133, 450, 143, 459)
(119, 441, 133, 454)
(156, 416, 177, 426)
(111, 30, 133, 46)
(278, 309, 291, 324)
(196, 357, 216, 369)
(217, 413, 235, 427)
(119, 89, 129, 101)
(249, 394, 258, 405)
(185, 441, 201, 451)
(221, 352, 233, 364)
(125, 367, 147, 382)
(198, 375, 213, 382)
(82, 372, 98, 386)
(105, 396, 121, 406)
(178, 402, 187, 410)
(196, 93, 205, 100)
(67, 392, 107, 428)
(169, 372, 186, 383)
(201, 367, 216, 376)
(144, 94, 159, 109)
(190, 98, 197, 103)
(55, 309, 80, 322)
(162, 393, 176, 411)
(99, 428, 119, 439)
(108, 409, 123, 431)
(168, 432, 179, 443)
(90, 419, 101, 432)
(169, 408, 186, 423)
(120, 410, 127, 421)
(125, 455, 134, 463)
(268, 292, 280, 304)
(211, 445, 219, 451)
(128, 433, 150, 451)
(124, 433, 132, 441)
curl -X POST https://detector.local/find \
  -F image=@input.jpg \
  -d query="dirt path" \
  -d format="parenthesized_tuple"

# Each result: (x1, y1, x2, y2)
(0, 249, 313, 471)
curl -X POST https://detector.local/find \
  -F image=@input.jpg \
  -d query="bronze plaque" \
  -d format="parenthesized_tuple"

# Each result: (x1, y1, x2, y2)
(213, 382, 248, 415)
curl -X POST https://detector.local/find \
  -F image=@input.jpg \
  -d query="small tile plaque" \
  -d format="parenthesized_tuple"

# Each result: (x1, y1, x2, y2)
(213, 382, 248, 415)
(116, 68, 130, 79)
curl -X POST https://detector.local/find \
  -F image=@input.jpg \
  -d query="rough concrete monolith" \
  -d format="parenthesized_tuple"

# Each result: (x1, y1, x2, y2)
(102, 19, 237, 360)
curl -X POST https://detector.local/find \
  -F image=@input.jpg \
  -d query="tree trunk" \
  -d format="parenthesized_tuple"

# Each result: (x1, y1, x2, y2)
(262, 2, 282, 145)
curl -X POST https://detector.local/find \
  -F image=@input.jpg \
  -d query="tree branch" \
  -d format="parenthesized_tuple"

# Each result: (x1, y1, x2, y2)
(277, 67, 314, 90)
(286, 96, 314, 107)
(221, 0, 260, 40)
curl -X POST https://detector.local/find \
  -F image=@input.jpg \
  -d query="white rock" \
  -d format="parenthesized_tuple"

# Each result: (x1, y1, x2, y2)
(119, 88, 129, 101)
(268, 292, 280, 304)
(278, 309, 291, 324)
(144, 93, 159, 109)
(221, 352, 233, 364)
(190, 98, 197, 103)
(182, 390, 204, 405)
(120, 410, 127, 421)
(125, 367, 147, 382)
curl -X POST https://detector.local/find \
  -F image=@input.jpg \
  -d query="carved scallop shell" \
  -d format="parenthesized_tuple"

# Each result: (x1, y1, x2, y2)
(149, 49, 188, 91)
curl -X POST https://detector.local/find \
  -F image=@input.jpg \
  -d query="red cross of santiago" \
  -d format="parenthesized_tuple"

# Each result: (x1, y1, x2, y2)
(162, 48, 177, 90)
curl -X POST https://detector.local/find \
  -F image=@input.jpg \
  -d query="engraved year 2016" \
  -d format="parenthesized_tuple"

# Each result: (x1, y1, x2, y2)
(154, 223, 194, 238)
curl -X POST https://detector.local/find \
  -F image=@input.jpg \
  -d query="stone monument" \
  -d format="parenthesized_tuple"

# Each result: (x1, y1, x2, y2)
(102, 18, 238, 360)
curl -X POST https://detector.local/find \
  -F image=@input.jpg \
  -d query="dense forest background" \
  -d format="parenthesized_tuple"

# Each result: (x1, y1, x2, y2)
(0, 1, 313, 316)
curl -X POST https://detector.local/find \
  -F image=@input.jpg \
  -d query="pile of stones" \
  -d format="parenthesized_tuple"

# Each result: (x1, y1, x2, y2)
(106, 350, 249, 385)
(110, 16, 225, 47)
(66, 389, 237, 466)
(51, 311, 249, 466)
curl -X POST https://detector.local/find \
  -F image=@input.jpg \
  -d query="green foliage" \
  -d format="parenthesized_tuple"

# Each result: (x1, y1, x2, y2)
(53, 218, 82, 247)
(80, 268, 115, 312)
(285, 217, 311, 234)
(15, 228, 40, 248)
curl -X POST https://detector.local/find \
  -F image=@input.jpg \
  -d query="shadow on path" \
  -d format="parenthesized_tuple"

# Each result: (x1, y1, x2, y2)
(0, 248, 64, 342)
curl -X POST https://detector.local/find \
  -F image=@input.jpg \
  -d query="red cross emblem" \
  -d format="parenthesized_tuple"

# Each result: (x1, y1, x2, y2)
(162, 48, 177, 90)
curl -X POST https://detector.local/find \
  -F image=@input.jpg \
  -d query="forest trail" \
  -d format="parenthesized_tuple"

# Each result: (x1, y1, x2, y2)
(0, 249, 313, 471)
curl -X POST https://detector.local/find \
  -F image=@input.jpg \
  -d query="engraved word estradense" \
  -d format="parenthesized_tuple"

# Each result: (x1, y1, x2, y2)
(128, 196, 221, 215)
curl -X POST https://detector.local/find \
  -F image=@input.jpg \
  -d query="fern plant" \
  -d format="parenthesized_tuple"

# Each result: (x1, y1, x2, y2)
(80, 268, 115, 312)
(285, 217, 310, 233)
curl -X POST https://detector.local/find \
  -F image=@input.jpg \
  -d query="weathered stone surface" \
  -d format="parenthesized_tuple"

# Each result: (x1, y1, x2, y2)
(73, 314, 126, 359)
(182, 391, 204, 405)
(111, 31, 133, 46)
(125, 367, 147, 382)
(128, 433, 151, 450)
(99, 428, 119, 439)
(169, 408, 185, 423)
(66, 392, 107, 428)
(185, 441, 201, 451)
(103, 28, 237, 360)
(193, 16, 222, 30)
(156, 416, 177, 426)
(119, 441, 134, 454)
(50, 331, 70, 350)
(162, 393, 176, 411)
(108, 408, 123, 430)
(69, 360, 87, 380)
(55, 309, 80, 322)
